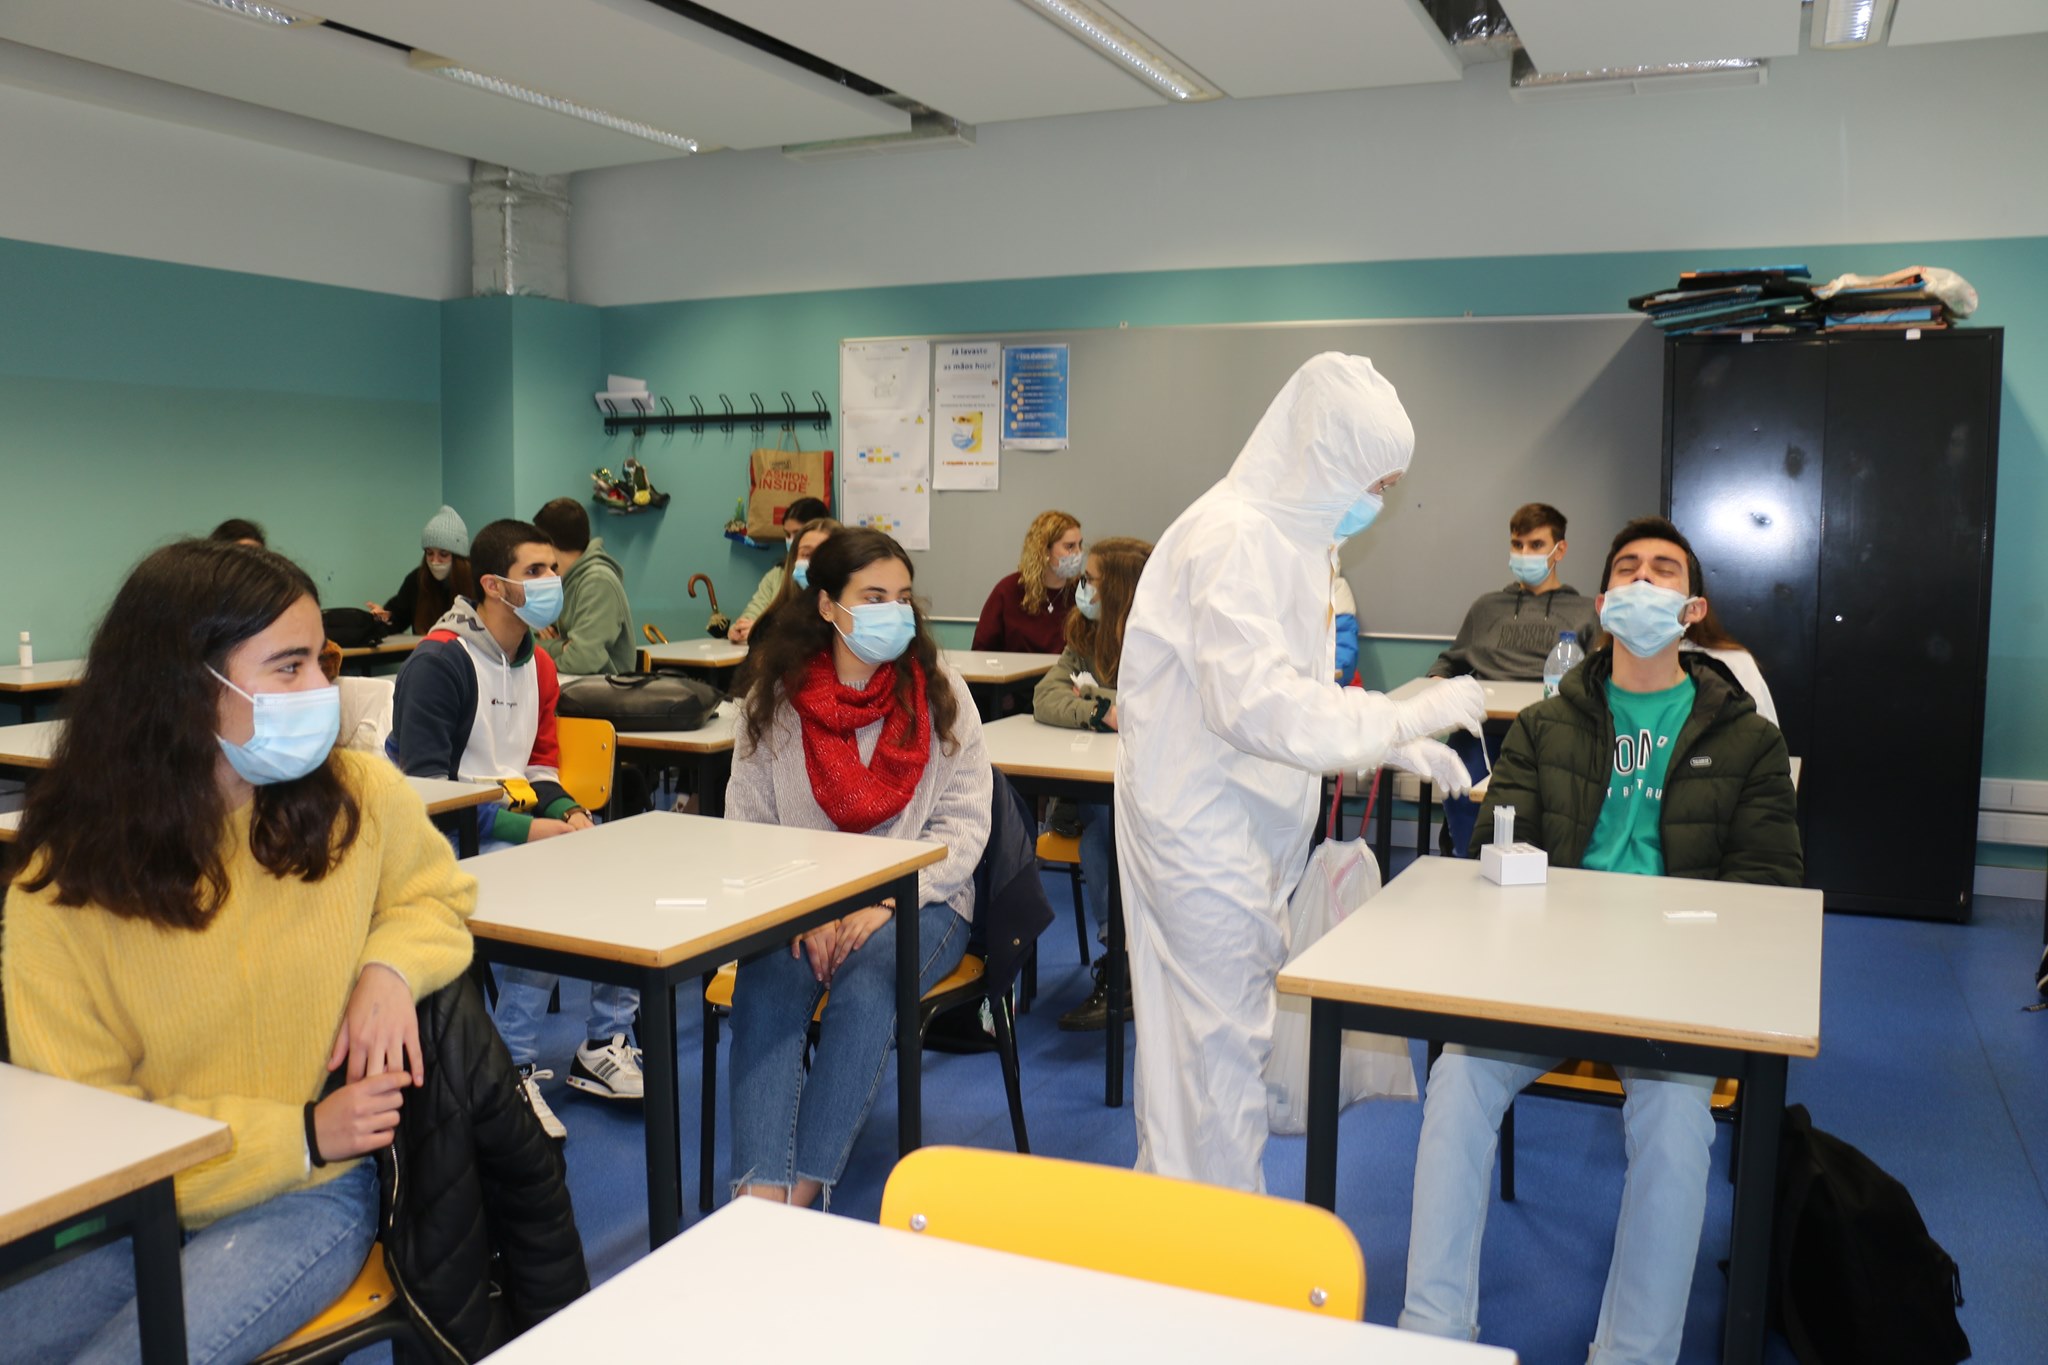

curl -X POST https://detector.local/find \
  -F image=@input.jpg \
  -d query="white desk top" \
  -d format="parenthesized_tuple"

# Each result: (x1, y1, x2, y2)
(404, 776, 500, 816)
(942, 650, 1063, 685)
(0, 809, 17, 843)
(465, 810, 944, 968)
(980, 714, 1118, 784)
(0, 720, 64, 769)
(484, 1197, 1513, 1363)
(0, 660, 86, 693)
(642, 638, 748, 669)
(0, 1062, 230, 1245)
(335, 633, 420, 659)
(1279, 858, 1822, 1057)
(1387, 676, 1546, 723)
(617, 700, 738, 755)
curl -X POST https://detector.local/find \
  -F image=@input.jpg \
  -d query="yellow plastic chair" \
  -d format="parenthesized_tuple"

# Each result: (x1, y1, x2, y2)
(698, 957, 1027, 1212)
(253, 1245, 420, 1363)
(1498, 1060, 1742, 1202)
(555, 716, 616, 815)
(880, 1147, 1365, 1319)
(643, 623, 669, 645)
(1035, 831, 1091, 967)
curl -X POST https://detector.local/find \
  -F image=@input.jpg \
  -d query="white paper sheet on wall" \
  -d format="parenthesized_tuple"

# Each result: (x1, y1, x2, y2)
(839, 340, 931, 414)
(843, 410, 932, 479)
(841, 475, 932, 551)
(933, 341, 1002, 491)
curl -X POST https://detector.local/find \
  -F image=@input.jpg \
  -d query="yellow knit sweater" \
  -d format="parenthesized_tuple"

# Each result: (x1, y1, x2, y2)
(2, 751, 477, 1227)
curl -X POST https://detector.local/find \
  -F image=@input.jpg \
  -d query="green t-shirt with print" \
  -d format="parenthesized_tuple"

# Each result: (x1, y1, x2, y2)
(1581, 676, 1697, 877)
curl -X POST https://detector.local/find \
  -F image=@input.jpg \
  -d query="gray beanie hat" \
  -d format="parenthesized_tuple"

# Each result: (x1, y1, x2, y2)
(422, 505, 470, 556)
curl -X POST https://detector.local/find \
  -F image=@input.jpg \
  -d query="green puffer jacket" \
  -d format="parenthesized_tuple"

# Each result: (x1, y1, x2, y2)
(1472, 647, 1802, 885)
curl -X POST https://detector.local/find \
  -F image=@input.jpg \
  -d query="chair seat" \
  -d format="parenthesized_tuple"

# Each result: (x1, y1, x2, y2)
(255, 1245, 397, 1360)
(704, 954, 986, 1015)
(1534, 1059, 1740, 1111)
(1036, 831, 1082, 865)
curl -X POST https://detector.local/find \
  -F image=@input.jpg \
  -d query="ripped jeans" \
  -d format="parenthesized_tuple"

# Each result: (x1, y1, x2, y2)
(727, 902, 967, 1204)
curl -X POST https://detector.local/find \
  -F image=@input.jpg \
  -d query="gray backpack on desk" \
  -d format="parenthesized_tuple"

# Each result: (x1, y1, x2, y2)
(557, 672, 719, 731)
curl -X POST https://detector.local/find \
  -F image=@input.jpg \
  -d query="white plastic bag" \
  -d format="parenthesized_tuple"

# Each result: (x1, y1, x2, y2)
(1265, 838, 1418, 1134)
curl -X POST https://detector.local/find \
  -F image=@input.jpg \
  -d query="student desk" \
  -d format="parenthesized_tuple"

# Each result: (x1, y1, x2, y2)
(0, 809, 18, 844)
(484, 1196, 1515, 1362)
(1279, 858, 1821, 1365)
(1369, 679, 1546, 864)
(462, 811, 944, 1248)
(617, 702, 739, 817)
(637, 638, 748, 684)
(942, 650, 1061, 721)
(0, 1063, 232, 1365)
(0, 719, 62, 777)
(406, 776, 501, 857)
(0, 660, 85, 723)
(979, 715, 1128, 1106)
(334, 634, 420, 675)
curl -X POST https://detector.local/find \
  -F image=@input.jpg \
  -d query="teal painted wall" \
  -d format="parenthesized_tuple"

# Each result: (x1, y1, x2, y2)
(0, 238, 441, 715)
(599, 237, 2048, 812)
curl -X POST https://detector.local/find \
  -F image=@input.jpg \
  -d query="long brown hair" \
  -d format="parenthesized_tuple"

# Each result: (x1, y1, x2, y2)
(411, 552, 476, 636)
(740, 528, 962, 755)
(1016, 509, 1079, 615)
(16, 540, 362, 931)
(1065, 536, 1152, 687)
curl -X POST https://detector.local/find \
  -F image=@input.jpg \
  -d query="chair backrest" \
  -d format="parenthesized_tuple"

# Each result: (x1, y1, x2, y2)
(555, 716, 616, 814)
(337, 676, 396, 755)
(879, 1147, 1365, 1319)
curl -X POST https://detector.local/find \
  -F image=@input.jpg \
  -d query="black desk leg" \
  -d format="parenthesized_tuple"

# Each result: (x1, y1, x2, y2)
(894, 873, 923, 1157)
(131, 1180, 189, 1365)
(1303, 999, 1343, 1210)
(639, 970, 683, 1246)
(1416, 781, 1433, 859)
(1722, 1055, 1785, 1365)
(701, 751, 732, 819)
(1374, 768, 1394, 873)
(458, 814, 478, 860)
(17, 698, 40, 724)
(1105, 811, 1126, 1108)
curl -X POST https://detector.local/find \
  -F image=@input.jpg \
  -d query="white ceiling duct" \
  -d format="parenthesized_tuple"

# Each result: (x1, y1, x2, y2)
(470, 162, 568, 299)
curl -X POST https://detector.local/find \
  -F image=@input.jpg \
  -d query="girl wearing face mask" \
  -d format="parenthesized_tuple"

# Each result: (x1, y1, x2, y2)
(725, 529, 992, 1210)
(368, 505, 476, 638)
(0, 539, 476, 1361)
(972, 509, 1083, 656)
(1031, 536, 1152, 1031)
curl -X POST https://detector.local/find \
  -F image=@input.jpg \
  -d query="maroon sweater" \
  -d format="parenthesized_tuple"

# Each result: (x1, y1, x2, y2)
(972, 572, 1076, 653)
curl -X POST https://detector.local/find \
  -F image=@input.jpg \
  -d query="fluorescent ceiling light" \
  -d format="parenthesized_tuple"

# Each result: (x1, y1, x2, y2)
(1812, 0, 1897, 49)
(1510, 50, 1766, 101)
(410, 53, 697, 154)
(182, 0, 319, 26)
(1014, 0, 1221, 102)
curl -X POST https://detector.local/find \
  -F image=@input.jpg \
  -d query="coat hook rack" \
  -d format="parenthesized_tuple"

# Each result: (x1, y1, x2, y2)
(598, 387, 833, 436)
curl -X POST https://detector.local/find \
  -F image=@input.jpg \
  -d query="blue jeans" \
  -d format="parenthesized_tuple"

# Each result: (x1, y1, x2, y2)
(1401, 1047, 1717, 1365)
(1078, 801, 1113, 937)
(728, 902, 967, 1202)
(0, 1159, 377, 1365)
(470, 835, 640, 1066)
(1440, 730, 1504, 858)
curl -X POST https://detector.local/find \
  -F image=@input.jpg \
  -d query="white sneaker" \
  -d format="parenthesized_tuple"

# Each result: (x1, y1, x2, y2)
(568, 1035, 645, 1101)
(517, 1064, 567, 1140)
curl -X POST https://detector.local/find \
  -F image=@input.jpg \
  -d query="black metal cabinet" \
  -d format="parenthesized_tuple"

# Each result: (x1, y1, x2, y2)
(1663, 330, 2001, 920)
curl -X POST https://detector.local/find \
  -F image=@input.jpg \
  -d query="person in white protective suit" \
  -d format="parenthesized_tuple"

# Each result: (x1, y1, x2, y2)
(1113, 352, 1488, 1192)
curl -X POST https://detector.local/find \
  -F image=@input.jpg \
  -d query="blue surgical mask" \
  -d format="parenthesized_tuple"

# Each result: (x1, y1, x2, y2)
(1075, 580, 1100, 621)
(1335, 493, 1382, 540)
(1509, 552, 1553, 587)
(209, 667, 340, 786)
(506, 575, 562, 631)
(833, 601, 916, 666)
(792, 559, 811, 591)
(1054, 549, 1085, 582)
(1599, 580, 1695, 658)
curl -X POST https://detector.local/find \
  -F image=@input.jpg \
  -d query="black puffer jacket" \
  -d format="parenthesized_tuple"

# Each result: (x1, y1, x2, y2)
(972, 768, 1055, 991)
(378, 975, 587, 1362)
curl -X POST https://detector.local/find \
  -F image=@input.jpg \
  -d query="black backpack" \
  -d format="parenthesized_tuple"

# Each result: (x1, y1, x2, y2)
(321, 607, 386, 649)
(555, 671, 720, 732)
(1771, 1104, 1969, 1364)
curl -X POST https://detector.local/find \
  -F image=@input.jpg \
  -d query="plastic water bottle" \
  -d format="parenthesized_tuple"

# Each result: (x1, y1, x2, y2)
(1543, 631, 1583, 700)
(16, 632, 29, 669)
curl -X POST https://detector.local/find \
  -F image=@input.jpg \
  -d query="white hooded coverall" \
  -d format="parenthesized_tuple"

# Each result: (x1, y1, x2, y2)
(1114, 352, 1481, 1192)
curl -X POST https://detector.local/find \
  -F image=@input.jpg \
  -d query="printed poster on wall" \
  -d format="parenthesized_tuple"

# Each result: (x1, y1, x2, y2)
(839, 340, 931, 414)
(843, 410, 931, 479)
(840, 475, 932, 551)
(932, 340, 1002, 491)
(1001, 343, 1069, 450)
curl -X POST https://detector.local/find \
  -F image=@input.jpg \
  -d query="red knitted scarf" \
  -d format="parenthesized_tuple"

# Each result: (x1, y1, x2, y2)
(790, 651, 931, 833)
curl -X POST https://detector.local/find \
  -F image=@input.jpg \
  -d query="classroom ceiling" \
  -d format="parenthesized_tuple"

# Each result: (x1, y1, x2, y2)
(0, 1, 2041, 177)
